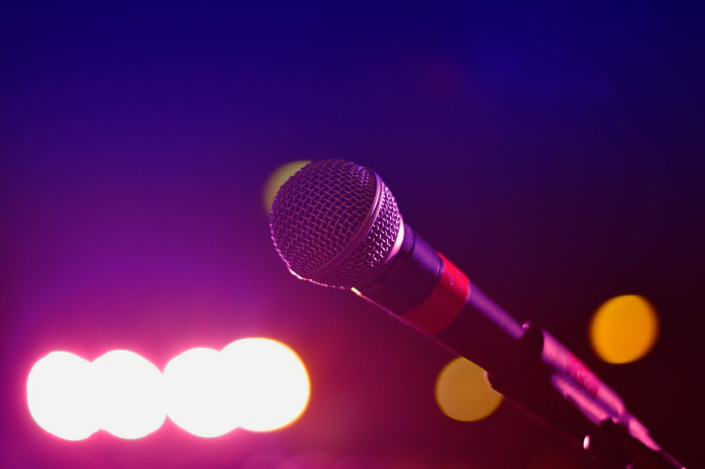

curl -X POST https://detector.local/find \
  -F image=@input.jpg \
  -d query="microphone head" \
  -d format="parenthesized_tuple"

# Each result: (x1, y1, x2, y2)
(270, 160, 402, 289)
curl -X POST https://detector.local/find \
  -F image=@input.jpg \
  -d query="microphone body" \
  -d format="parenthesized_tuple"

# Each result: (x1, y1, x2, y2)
(355, 222, 526, 373)
(355, 222, 627, 430)
(270, 160, 684, 469)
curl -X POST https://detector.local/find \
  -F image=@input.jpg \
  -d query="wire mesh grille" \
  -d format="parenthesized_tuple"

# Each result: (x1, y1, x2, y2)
(270, 159, 401, 288)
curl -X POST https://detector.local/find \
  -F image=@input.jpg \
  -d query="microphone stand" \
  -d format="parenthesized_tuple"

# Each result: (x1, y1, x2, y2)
(355, 225, 686, 468)
(269, 160, 686, 469)
(484, 321, 685, 469)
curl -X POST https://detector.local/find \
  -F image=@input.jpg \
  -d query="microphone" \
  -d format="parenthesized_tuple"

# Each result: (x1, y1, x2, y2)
(269, 159, 684, 469)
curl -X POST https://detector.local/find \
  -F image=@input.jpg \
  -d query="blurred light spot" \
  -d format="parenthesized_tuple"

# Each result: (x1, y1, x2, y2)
(527, 446, 584, 469)
(263, 160, 311, 214)
(92, 350, 165, 439)
(28, 339, 309, 440)
(589, 295, 660, 364)
(27, 352, 99, 440)
(221, 338, 310, 432)
(435, 357, 502, 422)
(163, 348, 238, 437)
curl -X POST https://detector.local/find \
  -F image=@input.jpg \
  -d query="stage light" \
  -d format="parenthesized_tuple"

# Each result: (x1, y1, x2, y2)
(589, 295, 660, 364)
(221, 338, 310, 432)
(92, 350, 166, 439)
(27, 339, 310, 440)
(263, 160, 311, 214)
(434, 357, 502, 422)
(163, 348, 238, 438)
(27, 352, 99, 441)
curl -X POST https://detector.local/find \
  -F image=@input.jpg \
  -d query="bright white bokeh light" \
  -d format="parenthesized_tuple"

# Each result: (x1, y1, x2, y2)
(221, 338, 310, 432)
(92, 350, 166, 439)
(28, 339, 310, 440)
(163, 348, 238, 437)
(27, 351, 99, 440)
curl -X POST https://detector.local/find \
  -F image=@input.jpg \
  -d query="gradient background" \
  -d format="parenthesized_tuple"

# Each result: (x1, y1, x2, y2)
(1, 3, 704, 468)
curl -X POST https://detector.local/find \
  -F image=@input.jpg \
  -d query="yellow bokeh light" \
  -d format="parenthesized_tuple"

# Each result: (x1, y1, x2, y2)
(263, 160, 312, 214)
(589, 295, 660, 364)
(434, 357, 502, 422)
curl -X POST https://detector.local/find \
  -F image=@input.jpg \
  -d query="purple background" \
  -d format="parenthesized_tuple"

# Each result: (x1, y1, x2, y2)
(1, 3, 704, 468)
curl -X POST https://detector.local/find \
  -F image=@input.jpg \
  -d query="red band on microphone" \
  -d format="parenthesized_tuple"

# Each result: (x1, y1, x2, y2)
(400, 253, 469, 335)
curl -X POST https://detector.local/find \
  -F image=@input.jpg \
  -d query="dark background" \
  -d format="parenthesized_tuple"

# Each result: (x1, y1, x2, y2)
(1, 3, 703, 468)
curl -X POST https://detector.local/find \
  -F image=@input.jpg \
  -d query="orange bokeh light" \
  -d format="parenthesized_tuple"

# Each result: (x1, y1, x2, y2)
(589, 295, 660, 364)
(434, 357, 502, 422)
